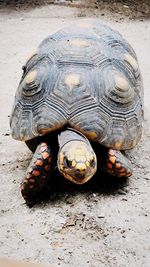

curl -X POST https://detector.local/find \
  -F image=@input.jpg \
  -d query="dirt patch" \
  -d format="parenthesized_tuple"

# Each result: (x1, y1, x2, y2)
(0, 0, 150, 20)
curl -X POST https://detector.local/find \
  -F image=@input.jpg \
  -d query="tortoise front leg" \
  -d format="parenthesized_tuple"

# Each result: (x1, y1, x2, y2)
(100, 148, 132, 178)
(21, 142, 53, 202)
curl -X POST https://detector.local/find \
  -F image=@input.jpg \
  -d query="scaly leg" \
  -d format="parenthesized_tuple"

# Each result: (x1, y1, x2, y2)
(100, 149, 132, 178)
(21, 142, 53, 201)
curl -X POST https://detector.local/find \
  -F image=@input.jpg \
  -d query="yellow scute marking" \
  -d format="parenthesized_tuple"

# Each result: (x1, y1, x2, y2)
(65, 74, 80, 89)
(86, 131, 98, 140)
(125, 54, 138, 71)
(25, 70, 37, 84)
(115, 76, 129, 91)
(114, 141, 123, 150)
(70, 39, 90, 48)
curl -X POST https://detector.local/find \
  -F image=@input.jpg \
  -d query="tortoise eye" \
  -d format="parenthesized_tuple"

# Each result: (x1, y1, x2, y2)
(90, 158, 95, 167)
(64, 157, 72, 168)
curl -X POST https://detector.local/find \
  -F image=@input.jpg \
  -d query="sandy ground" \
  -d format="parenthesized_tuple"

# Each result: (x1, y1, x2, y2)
(0, 1, 150, 267)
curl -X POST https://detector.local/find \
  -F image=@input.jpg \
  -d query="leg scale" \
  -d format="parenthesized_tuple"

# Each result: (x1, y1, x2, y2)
(21, 142, 53, 201)
(103, 149, 132, 178)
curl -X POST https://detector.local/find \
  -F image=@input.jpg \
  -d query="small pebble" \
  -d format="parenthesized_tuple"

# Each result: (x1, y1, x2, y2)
(40, 231, 45, 235)
(121, 198, 128, 201)
(97, 214, 105, 218)
(123, 5, 129, 9)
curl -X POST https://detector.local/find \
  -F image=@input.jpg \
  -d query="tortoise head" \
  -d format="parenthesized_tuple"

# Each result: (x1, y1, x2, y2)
(58, 140, 97, 184)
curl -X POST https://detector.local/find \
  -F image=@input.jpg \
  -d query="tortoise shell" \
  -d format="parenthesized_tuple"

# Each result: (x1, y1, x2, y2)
(10, 20, 143, 150)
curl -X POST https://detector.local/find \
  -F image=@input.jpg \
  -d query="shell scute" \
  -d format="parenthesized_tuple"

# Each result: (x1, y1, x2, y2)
(10, 21, 143, 150)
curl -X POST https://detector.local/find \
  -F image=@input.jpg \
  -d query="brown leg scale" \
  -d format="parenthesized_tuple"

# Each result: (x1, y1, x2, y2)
(104, 149, 133, 178)
(21, 142, 52, 201)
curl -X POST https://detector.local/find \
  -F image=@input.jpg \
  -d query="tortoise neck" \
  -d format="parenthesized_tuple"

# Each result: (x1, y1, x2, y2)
(58, 128, 89, 150)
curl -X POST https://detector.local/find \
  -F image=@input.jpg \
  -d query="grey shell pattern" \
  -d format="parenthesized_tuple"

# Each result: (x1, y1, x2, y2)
(10, 20, 143, 150)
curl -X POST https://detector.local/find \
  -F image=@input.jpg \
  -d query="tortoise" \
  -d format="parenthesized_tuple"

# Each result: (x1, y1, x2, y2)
(10, 20, 143, 202)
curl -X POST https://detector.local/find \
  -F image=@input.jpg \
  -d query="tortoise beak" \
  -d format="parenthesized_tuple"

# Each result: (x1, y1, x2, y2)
(58, 158, 97, 185)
